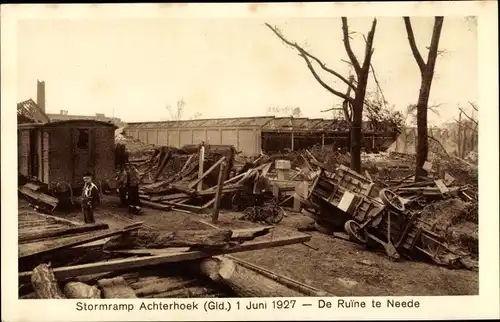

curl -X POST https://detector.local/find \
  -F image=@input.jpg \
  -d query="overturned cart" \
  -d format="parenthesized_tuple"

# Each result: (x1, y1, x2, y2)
(305, 165, 465, 268)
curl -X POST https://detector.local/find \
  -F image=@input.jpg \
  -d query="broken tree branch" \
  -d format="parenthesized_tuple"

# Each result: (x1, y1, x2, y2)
(296, 47, 354, 102)
(341, 17, 362, 74)
(458, 107, 478, 125)
(468, 101, 478, 111)
(361, 18, 378, 72)
(265, 23, 355, 91)
(403, 17, 426, 72)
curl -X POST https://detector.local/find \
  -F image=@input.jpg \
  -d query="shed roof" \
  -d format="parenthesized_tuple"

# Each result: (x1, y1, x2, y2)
(17, 99, 50, 124)
(126, 116, 275, 129)
(18, 119, 117, 130)
(124, 116, 356, 132)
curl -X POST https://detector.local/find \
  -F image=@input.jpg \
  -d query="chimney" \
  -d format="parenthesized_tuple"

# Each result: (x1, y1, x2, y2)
(37, 80, 46, 113)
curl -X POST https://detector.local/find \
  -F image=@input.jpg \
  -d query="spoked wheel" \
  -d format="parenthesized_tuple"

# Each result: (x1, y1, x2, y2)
(265, 206, 285, 224)
(379, 188, 406, 212)
(243, 206, 261, 222)
(344, 220, 368, 244)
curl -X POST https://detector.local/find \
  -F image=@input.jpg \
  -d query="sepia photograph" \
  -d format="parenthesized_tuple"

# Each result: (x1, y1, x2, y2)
(2, 3, 498, 320)
(15, 13, 480, 300)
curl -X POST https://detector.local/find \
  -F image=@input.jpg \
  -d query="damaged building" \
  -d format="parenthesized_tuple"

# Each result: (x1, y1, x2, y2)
(18, 120, 117, 190)
(123, 116, 398, 156)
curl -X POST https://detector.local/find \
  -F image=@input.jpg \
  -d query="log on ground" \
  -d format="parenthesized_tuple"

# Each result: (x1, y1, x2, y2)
(97, 277, 137, 298)
(19, 223, 109, 243)
(195, 257, 303, 297)
(134, 277, 198, 297)
(102, 229, 234, 250)
(31, 263, 66, 299)
(63, 281, 101, 299)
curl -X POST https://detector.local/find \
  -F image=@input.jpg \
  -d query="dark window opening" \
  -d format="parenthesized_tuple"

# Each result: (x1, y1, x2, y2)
(77, 129, 89, 149)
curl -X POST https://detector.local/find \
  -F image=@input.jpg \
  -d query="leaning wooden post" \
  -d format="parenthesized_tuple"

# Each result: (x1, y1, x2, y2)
(197, 144, 205, 191)
(212, 161, 227, 223)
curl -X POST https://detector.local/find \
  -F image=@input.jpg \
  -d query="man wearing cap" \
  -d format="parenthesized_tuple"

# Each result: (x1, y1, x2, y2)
(126, 163, 141, 213)
(81, 172, 100, 224)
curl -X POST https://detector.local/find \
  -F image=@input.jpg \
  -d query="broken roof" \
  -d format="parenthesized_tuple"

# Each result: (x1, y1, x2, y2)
(17, 99, 50, 124)
(125, 116, 344, 131)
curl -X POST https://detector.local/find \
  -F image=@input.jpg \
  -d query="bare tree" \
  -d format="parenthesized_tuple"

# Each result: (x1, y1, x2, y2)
(403, 16, 444, 181)
(266, 18, 377, 172)
(166, 99, 186, 121)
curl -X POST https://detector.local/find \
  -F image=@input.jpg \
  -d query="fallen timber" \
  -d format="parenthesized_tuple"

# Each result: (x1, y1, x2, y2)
(102, 226, 274, 250)
(19, 222, 143, 258)
(19, 233, 311, 284)
(195, 256, 303, 297)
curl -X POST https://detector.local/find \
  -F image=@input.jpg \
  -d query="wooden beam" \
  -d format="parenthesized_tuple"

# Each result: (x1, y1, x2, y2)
(140, 200, 173, 212)
(180, 153, 195, 174)
(189, 156, 225, 189)
(18, 234, 312, 283)
(197, 145, 205, 191)
(212, 161, 227, 223)
(19, 223, 109, 243)
(19, 223, 143, 258)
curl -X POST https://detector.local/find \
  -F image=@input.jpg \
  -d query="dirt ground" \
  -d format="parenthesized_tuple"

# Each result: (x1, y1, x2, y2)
(38, 196, 479, 297)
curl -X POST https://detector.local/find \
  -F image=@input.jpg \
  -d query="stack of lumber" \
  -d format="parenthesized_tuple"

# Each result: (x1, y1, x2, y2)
(18, 211, 315, 299)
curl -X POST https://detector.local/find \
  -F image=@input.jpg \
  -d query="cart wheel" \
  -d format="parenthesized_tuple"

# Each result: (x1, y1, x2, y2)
(243, 206, 256, 218)
(379, 188, 406, 212)
(267, 206, 285, 224)
(344, 220, 368, 244)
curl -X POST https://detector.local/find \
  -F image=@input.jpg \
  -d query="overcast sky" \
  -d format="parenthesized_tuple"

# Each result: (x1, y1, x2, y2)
(17, 16, 477, 124)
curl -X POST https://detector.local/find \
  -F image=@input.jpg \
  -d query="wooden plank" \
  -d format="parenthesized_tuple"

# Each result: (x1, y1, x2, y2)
(159, 201, 202, 212)
(19, 223, 109, 243)
(18, 233, 312, 283)
(19, 223, 143, 258)
(212, 161, 227, 223)
(140, 200, 173, 212)
(170, 183, 197, 195)
(197, 146, 205, 191)
(188, 156, 225, 189)
(24, 182, 41, 191)
(180, 153, 195, 174)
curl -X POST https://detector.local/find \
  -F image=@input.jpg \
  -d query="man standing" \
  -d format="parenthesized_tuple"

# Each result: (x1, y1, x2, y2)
(81, 172, 100, 224)
(126, 163, 141, 213)
(117, 166, 128, 207)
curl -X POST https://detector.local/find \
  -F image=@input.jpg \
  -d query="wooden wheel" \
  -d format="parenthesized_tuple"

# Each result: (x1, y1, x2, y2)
(344, 220, 368, 244)
(379, 188, 406, 212)
(265, 206, 285, 224)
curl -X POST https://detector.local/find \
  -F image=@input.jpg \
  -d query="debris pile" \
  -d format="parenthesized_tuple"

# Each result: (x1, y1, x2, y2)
(18, 210, 314, 299)
(300, 151, 478, 270)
